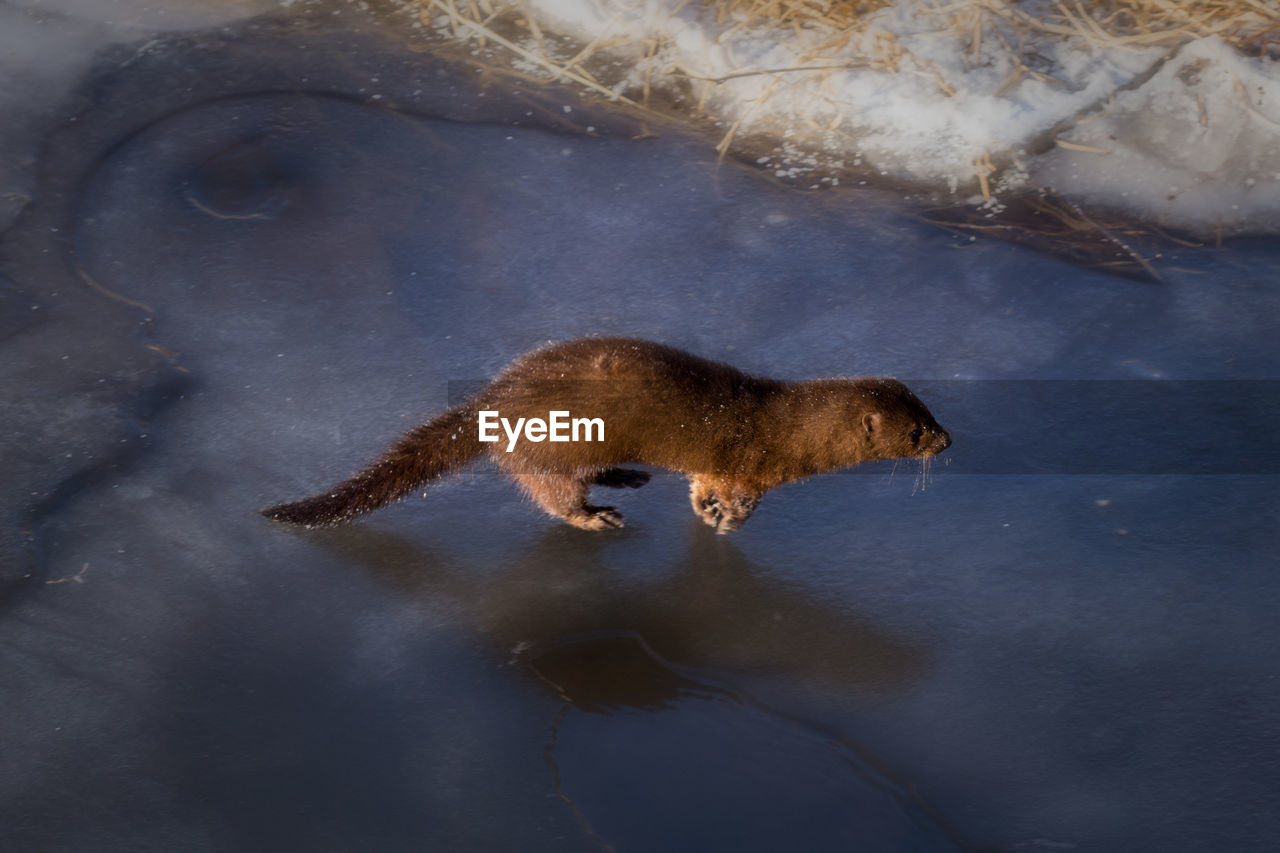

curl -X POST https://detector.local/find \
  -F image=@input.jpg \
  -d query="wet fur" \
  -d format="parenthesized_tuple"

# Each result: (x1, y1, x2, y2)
(261, 337, 950, 533)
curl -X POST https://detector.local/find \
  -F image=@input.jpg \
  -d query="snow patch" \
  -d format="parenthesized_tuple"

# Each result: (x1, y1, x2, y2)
(1035, 37, 1280, 235)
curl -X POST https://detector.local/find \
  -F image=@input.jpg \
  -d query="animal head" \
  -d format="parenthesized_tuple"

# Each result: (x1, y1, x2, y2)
(850, 379, 951, 462)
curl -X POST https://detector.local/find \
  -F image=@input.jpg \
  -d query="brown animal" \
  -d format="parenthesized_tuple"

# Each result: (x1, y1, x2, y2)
(261, 337, 950, 533)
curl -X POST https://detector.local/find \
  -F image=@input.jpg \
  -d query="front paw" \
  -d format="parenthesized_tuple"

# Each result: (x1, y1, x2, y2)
(696, 493, 725, 529)
(703, 494, 758, 534)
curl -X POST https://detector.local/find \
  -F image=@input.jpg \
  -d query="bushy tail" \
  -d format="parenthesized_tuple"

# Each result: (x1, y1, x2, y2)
(261, 404, 482, 528)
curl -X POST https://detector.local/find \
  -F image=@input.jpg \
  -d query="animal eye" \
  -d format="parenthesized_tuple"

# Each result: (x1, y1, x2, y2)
(909, 428, 923, 442)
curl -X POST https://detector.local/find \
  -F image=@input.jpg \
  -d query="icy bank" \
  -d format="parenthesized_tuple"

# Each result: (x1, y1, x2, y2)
(427, 0, 1280, 236)
(0, 0, 274, 229)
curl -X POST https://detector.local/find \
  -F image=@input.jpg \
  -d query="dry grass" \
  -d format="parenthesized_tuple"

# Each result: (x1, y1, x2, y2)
(711, 1, 1277, 49)
(416, 0, 1278, 132)
(410, 0, 1277, 273)
(1025, 1, 1278, 49)
(413, 0, 1275, 200)
(700, 0, 1278, 118)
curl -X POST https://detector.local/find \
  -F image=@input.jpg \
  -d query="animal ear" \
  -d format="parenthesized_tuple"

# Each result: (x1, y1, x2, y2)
(861, 412, 880, 435)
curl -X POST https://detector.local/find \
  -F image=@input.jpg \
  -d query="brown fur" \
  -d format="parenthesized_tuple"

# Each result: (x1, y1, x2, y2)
(261, 337, 950, 533)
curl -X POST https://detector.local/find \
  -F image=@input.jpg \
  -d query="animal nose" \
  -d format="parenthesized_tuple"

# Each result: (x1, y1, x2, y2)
(936, 428, 951, 451)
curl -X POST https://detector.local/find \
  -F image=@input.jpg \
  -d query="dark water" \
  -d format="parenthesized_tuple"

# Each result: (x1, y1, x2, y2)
(2, 7, 1278, 852)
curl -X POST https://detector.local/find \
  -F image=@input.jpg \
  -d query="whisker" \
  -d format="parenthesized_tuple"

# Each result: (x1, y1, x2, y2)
(914, 455, 932, 494)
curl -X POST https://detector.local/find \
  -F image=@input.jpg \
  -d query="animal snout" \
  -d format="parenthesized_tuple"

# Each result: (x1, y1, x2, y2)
(935, 428, 951, 452)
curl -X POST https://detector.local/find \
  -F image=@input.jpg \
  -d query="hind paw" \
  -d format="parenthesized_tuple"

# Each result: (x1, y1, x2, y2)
(570, 505, 626, 531)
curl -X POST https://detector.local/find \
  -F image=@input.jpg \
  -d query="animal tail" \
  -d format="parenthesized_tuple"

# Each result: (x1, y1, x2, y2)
(261, 403, 482, 528)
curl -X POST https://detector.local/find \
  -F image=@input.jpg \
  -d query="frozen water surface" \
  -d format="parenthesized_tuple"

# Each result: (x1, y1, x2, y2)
(2, 5, 1279, 853)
